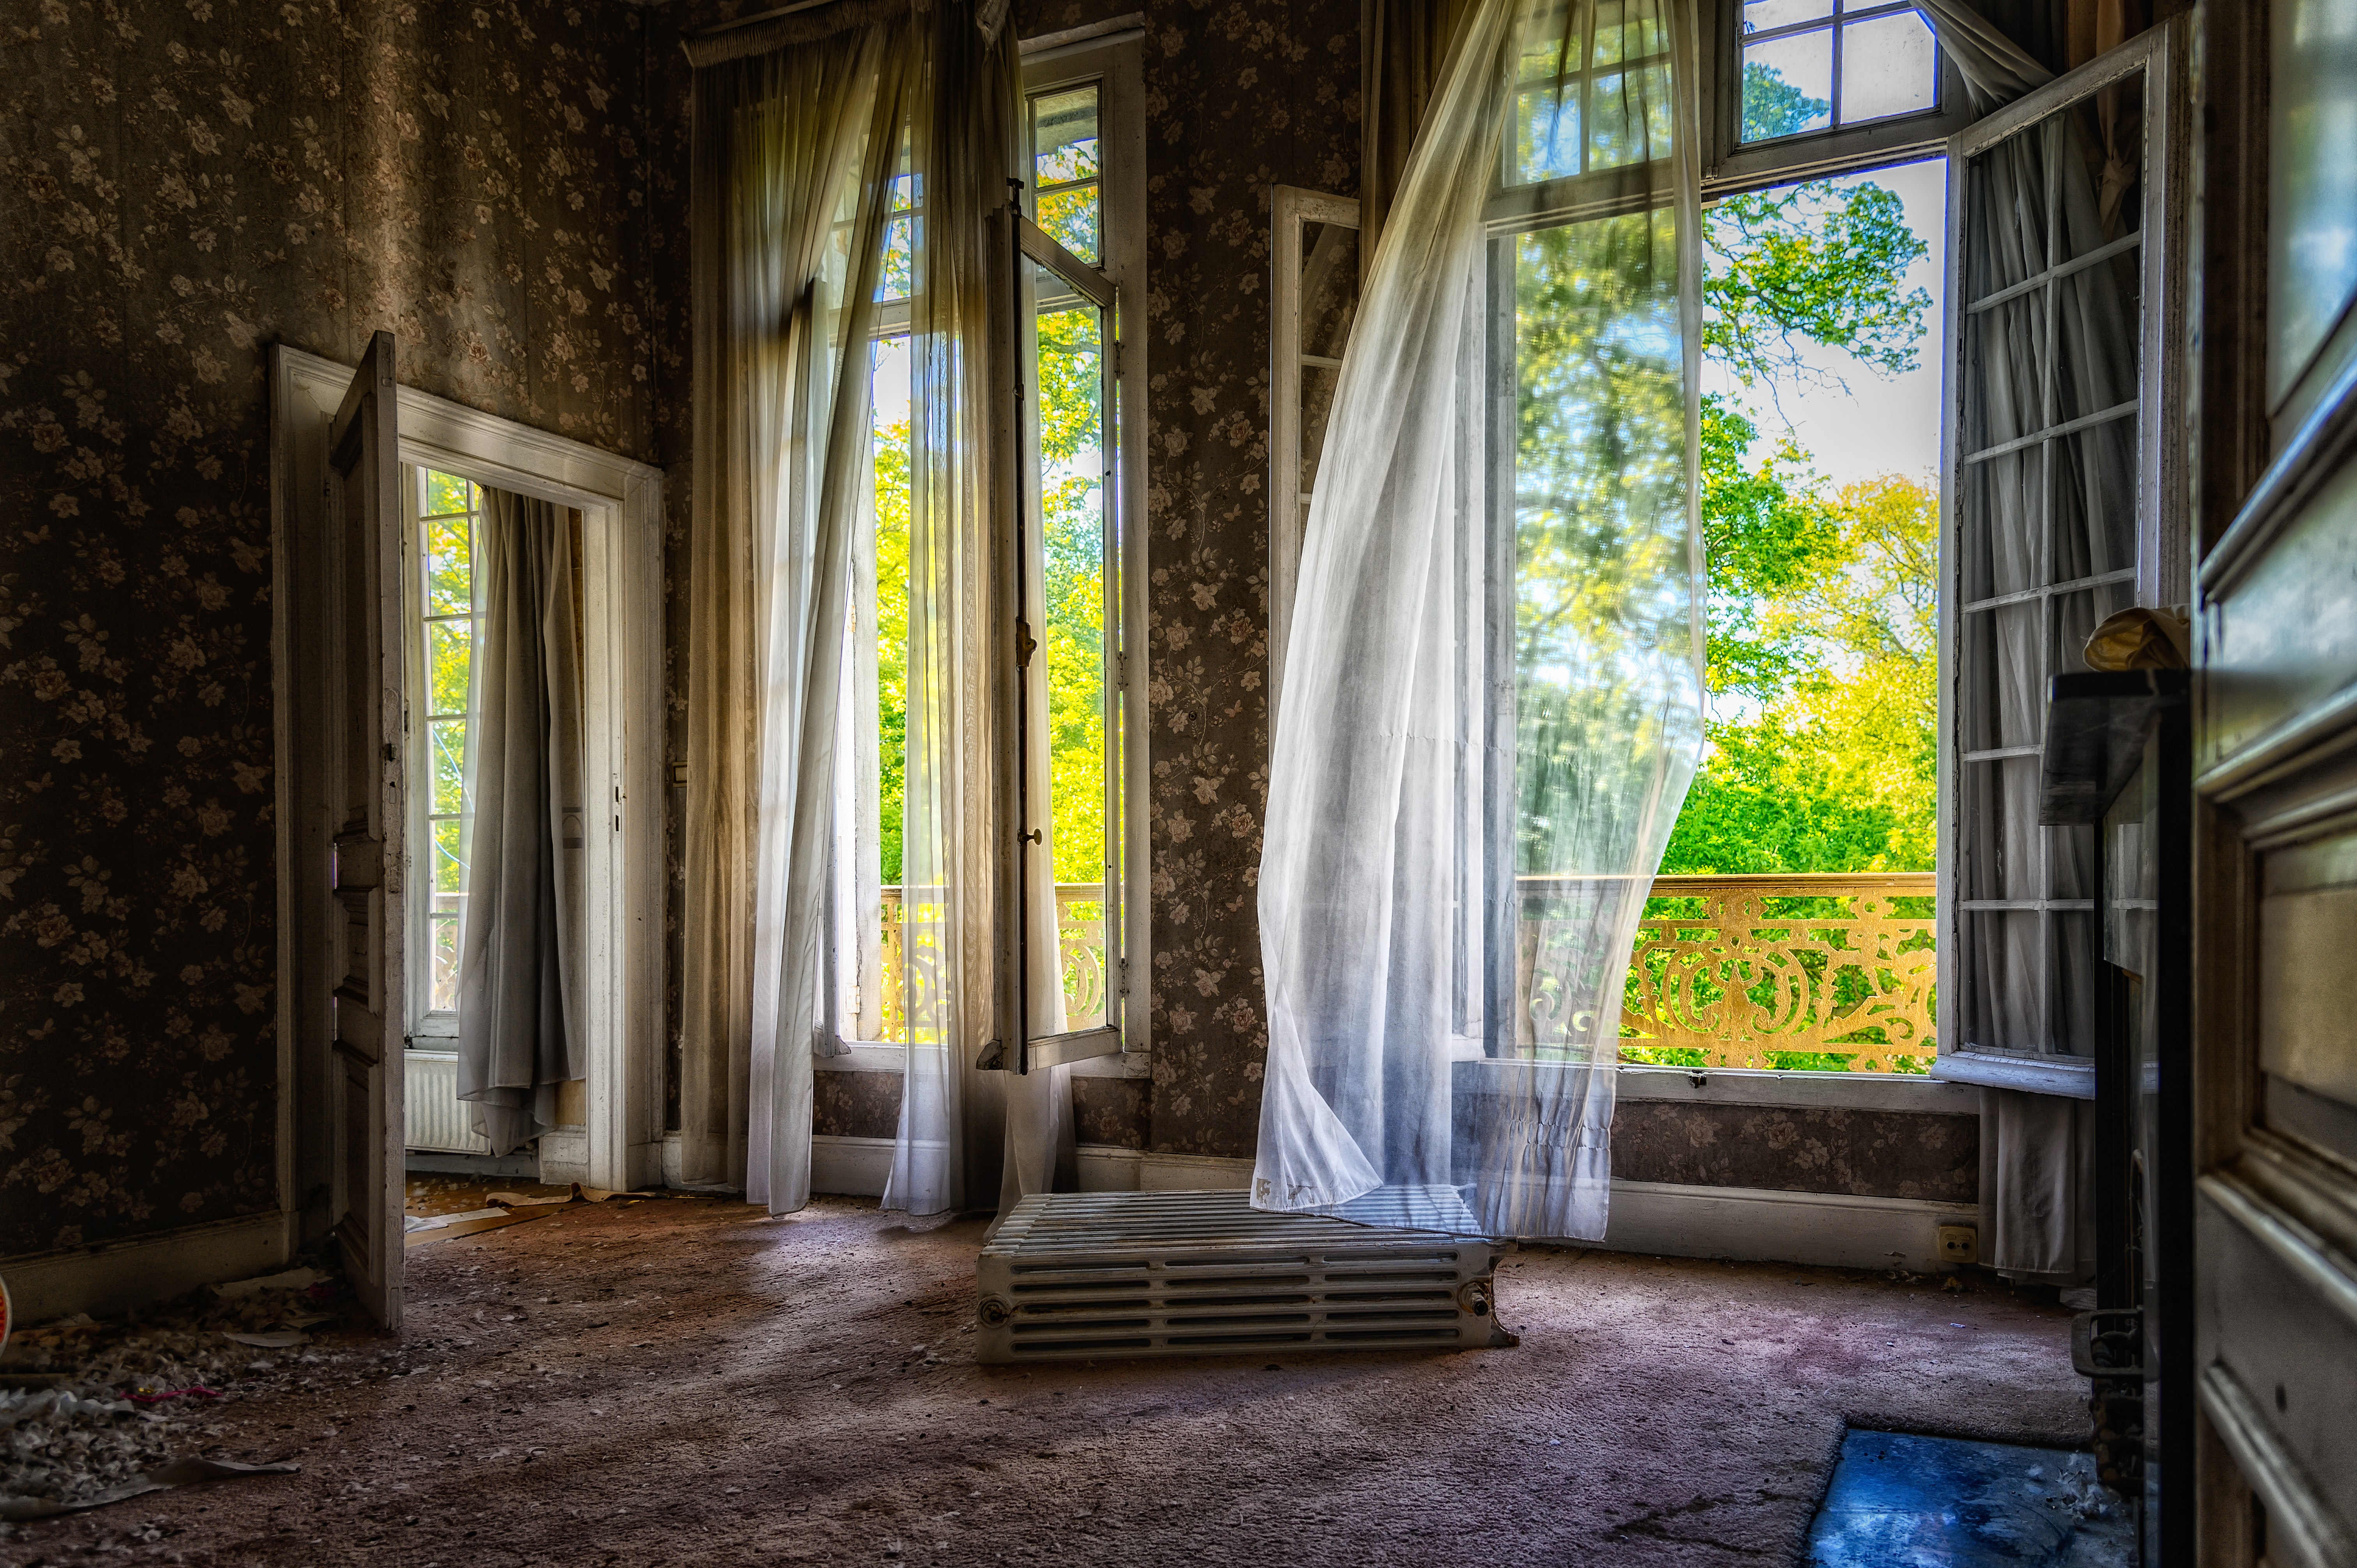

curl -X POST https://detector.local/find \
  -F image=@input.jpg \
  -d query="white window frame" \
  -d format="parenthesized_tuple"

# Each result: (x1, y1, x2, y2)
(402, 467, 487, 1040)
(270, 345, 668, 1191)
(1929, 22, 2186, 1097)
(818, 18, 1152, 1083)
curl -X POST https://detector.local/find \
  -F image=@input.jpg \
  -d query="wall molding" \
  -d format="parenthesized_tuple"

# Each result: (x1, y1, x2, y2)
(803, 1137, 1973, 1271)
(2, 1212, 293, 1328)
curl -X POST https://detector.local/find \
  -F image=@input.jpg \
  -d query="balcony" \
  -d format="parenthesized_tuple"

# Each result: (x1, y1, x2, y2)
(874, 872, 1935, 1074)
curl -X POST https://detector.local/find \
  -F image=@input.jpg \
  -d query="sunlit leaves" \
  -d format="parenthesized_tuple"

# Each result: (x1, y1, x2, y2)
(1703, 178, 1932, 394)
(1741, 60, 1832, 142)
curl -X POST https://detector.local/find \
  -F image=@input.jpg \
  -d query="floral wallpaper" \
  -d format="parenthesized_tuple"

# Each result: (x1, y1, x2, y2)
(0, 0, 658, 1261)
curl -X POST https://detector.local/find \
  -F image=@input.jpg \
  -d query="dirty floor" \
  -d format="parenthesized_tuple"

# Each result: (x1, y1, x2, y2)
(2, 1192, 2089, 1567)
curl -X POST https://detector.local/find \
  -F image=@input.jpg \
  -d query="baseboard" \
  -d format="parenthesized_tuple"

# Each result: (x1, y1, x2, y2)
(405, 1151, 541, 1180)
(806, 1139, 1966, 1271)
(0, 1211, 294, 1327)
(1599, 1180, 1976, 1273)
(537, 1128, 589, 1186)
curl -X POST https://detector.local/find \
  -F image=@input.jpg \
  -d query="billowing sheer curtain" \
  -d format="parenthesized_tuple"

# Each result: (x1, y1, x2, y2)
(1255, 0, 1703, 1240)
(680, 16, 907, 1210)
(882, 3, 1025, 1217)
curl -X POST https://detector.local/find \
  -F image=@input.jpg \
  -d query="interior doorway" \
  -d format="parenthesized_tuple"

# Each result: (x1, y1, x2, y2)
(269, 340, 667, 1326)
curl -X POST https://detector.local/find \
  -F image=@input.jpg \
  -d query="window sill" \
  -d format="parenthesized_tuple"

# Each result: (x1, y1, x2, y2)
(1928, 1051, 2097, 1100)
(816, 1042, 1150, 1079)
(1612, 1064, 1981, 1114)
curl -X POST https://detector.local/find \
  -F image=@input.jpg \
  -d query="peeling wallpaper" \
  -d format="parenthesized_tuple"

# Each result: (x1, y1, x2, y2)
(0, 0, 657, 1259)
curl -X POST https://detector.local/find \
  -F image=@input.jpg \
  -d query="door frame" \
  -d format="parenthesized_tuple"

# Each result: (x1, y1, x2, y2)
(270, 343, 667, 1236)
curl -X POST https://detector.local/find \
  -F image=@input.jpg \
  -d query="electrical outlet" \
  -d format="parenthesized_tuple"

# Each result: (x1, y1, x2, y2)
(1937, 1224, 1978, 1267)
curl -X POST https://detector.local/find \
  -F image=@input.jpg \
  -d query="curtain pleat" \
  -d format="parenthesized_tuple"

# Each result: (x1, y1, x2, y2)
(883, 4, 1023, 1217)
(679, 23, 906, 1209)
(456, 489, 584, 1157)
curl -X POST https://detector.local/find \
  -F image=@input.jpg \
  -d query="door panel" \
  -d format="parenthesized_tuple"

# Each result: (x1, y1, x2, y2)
(325, 331, 405, 1328)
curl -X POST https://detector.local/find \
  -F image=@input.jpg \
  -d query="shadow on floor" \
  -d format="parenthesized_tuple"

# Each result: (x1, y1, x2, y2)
(1806, 1429, 2133, 1567)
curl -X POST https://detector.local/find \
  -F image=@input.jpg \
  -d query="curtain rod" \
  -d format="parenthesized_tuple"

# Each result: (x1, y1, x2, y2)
(690, 0, 843, 41)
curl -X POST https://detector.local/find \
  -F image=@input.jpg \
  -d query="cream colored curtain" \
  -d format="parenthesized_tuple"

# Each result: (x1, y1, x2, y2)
(679, 19, 907, 1209)
(456, 488, 584, 1157)
(882, 3, 1034, 1217)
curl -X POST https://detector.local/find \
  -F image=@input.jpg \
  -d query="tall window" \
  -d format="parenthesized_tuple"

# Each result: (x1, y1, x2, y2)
(842, 32, 1146, 1054)
(413, 468, 482, 1018)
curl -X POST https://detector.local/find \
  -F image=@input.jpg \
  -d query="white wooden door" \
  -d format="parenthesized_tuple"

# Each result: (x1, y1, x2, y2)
(325, 331, 406, 1328)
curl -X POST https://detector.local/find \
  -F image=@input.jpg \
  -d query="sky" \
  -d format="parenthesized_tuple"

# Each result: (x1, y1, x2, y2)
(1701, 154, 1949, 489)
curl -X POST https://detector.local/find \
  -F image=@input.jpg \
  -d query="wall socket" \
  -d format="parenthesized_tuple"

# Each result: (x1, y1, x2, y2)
(1936, 1224, 1979, 1267)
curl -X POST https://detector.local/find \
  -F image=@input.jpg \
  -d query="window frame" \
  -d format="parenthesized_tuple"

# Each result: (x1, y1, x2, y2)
(1697, 0, 1976, 198)
(1930, 22, 2187, 1097)
(818, 23, 1152, 1081)
(403, 467, 486, 1041)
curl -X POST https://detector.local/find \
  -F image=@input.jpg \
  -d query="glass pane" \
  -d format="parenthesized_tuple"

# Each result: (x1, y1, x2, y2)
(1743, 0, 1832, 29)
(1958, 601, 2043, 749)
(1589, 64, 1674, 169)
(878, 215, 914, 304)
(869, 334, 913, 888)
(423, 469, 471, 517)
(1514, 81, 1583, 184)
(424, 510, 473, 616)
(2050, 907, 2097, 1052)
(1300, 364, 1339, 498)
(2049, 420, 2139, 583)
(1741, 30, 1833, 141)
(2054, 269, 2141, 426)
(1964, 122, 2060, 298)
(426, 618, 474, 720)
(2268, 0, 2357, 398)
(1960, 292, 2048, 456)
(1592, 7, 1667, 65)
(430, 718, 468, 817)
(1032, 85, 1101, 265)
(1958, 909, 2044, 1050)
(431, 913, 461, 1012)
(1298, 223, 1360, 361)
(1032, 283, 1111, 891)
(433, 816, 468, 895)
(1838, 11, 1937, 124)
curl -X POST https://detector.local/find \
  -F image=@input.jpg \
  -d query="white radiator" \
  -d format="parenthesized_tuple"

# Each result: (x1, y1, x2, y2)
(976, 1188, 1510, 1363)
(403, 1050, 491, 1153)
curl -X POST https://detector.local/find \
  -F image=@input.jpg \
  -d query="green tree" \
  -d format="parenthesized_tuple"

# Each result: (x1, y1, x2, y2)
(1741, 60, 1830, 142)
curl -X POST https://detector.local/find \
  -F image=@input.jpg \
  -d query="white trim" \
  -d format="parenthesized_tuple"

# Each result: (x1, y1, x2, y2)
(1020, 39, 1152, 1061)
(272, 344, 668, 1218)
(1601, 1180, 1977, 1273)
(1930, 1050, 2097, 1099)
(814, 1041, 1150, 1077)
(1614, 1064, 1982, 1112)
(1, 1213, 293, 1328)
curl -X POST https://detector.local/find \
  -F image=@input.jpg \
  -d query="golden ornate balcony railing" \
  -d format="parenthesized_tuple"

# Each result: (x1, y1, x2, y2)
(1614, 873, 1937, 1073)
(876, 883, 1108, 1043)
(873, 872, 1935, 1074)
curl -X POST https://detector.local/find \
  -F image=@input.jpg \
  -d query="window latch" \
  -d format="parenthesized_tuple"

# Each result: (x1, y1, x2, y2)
(1019, 828, 1042, 846)
(1015, 616, 1036, 668)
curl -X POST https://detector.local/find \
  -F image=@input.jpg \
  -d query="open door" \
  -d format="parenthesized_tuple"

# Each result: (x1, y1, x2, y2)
(325, 331, 406, 1328)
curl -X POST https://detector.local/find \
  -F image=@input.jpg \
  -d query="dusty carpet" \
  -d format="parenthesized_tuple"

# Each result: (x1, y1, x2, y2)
(0, 1192, 2088, 1567)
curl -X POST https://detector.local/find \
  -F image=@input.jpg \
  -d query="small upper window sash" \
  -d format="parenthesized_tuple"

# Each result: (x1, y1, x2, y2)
(1737, 0, 1938, 146)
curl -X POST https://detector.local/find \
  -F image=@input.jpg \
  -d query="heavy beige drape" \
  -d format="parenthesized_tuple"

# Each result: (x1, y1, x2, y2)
(678, 20, 906, 1206)
(456, 489, 585, 1156)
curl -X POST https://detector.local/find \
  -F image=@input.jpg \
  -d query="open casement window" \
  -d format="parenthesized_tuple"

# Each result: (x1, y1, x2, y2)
(839, 32, 1148, 1067)
(1268, 187, 1362, 725)
(1934, 26, 2185, 1095)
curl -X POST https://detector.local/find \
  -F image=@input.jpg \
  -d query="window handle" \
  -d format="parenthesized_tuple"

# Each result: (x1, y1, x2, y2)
(1019, 828, 1042, 846)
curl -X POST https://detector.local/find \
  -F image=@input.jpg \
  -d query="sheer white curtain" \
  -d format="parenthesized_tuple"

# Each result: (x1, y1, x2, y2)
(882, 2, 1025, 1216)
(681, 17, 907, 1211)
(1255, 0, 1703, 1240)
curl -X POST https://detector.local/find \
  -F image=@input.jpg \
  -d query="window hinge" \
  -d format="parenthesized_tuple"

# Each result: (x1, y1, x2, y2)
(1015, 616, 1037, 668)
(1119, 957, 1129, 997)
(1113, 338, 1123, 378)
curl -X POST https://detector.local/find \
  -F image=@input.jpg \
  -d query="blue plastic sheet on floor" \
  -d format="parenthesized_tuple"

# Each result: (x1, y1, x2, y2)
(1805, 1429, 2134, 1567)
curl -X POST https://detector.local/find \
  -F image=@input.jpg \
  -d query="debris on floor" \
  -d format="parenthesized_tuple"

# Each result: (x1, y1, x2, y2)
(0, 1257, 408, 1518)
